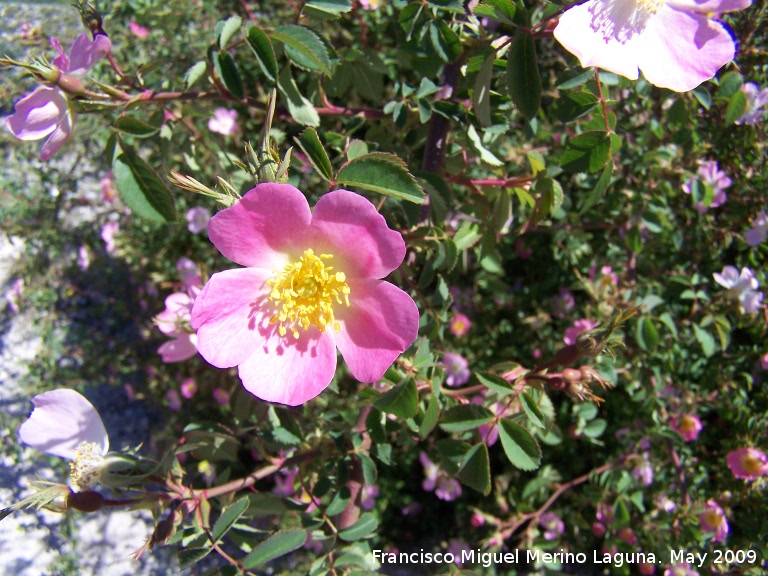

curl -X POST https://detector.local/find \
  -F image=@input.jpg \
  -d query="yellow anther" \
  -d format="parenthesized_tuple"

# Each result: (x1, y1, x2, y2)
(70, 441, 105, 491)
(267, 249, 351, 339)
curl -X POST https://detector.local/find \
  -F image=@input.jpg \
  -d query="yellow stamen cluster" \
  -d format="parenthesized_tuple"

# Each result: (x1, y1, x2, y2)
(741, 453, 762, 475)
(267, 249, 351, 339)
(70, 441, 104, 491)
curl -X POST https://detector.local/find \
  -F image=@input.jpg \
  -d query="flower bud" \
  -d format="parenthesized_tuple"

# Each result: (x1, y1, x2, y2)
(548, 376, 567, 391)
(68, 490, 105, 512)
(550, 344, 581, 367)
(56, 73, 86, 95)
(562, 368, 582, 382)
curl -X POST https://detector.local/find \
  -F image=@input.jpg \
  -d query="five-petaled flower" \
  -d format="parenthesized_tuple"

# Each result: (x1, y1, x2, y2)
(4, 34, 111, 161)
(208, 108, 239, 136)
(726, 447, 768, 479)
(671, 413, 702, 442)
(698, 499, 729, 542)
(713, 266, 763, 313)
(553, 0, 751, 92)
(682, 160, 731, 213)
(190, 183, 419, 406)
(18, 389, 109, 491)
(736, 82, 768, 125)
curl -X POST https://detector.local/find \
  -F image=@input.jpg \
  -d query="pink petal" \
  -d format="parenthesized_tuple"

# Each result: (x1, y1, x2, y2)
(667, 0, 751, 13)
(636, 7, 735, 91)
(310, 190, 407, 279)
(5, 87, 68, 141)
(209, 183, 312, 269)
(18, 389, 109, 459)
(238, 328, 337, 405)
(191, 267, 274, 368)
(335, 278, 419, 382)
(66, 34, 112, 76)
(553, 0, 642, 80)
(39, 114, 74, 161)
(158, 333, 198, 362)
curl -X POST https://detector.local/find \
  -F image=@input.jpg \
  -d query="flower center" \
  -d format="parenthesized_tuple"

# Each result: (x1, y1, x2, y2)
(741, 453, 762, 475)
(70, 441, 105, 491)
(267, 248, 350, 339)
(701, 509, 721, 527)
(589, 0, 665, 44)
(679, 415, 698, 433)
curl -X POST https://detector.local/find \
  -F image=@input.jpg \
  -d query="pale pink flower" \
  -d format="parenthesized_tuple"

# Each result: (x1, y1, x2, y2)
(564, 318, 598, 345)
(736, 82, 768, 125)
(180, 378, 197, 399)
(101, 221, 119, 254)
(713, 266, 763, 313)
(632, 453, 654, 485)
(208, 108, 239, 135)
(186, 206, 211, 234)
(212, 387, 230, 405)
(18, 389, 109, 491)
(166, 389, 182, 412)
(272, 467, 299, 497)
(665, 563, 699, 576)
(359, 0, 382, 9)
(761, 353, 768, 371)
(726, 447, 768, 479)
(540, 512, 565, 540)
(553, 0, 751, 92)
(441, 352, 470, 387)
(190, 184, 419, 406)
(682, 161, 731, 213)
(671, 413, 702, 442)
(419, 451, 462, 501)
(77, 246, 90, 271)
(450, 312, 471, 336)
(176, 257, 202, 292)
(745, 211, 768, 247)
(156, 292, 198, 363)
(360, 484, 379, 510)
(129, 22, 149, 38)
(4, 278, 23, 313)
(698, 500, 728, 542)
(100, 174, 117, 203)
(5, 34, 110, 161)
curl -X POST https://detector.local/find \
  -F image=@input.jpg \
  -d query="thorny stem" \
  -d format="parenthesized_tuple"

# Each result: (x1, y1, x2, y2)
(594, 68, 612, 133)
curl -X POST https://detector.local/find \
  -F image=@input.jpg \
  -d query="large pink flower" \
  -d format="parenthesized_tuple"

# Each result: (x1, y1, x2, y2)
(726, 447, 768, 479)
(190, 184, 419, 406)
(553, 0, 752, 92)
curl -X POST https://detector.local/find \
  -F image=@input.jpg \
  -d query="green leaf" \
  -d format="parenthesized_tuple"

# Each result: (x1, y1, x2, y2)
(693, 324, 716, 357)
(559, 130, 611, 174)
(439, 404, 494, 433)
(184, 61, 208, 89)
(294, 128, 333, 182)
(304, 0, 352, 18)
(113, 116, 160, 138)
(218, 15, 242, 50)
(215, 51, 244, 100)
(457, 443, 491, 495)
(243, 530, 307, 569)
(498, 420, 541, 471)
(430, 20, 461, 63)
(474, 0, 516, 24)
(725, 90, 748, 125)
(272, 25, 332, 75)
(211, 497, 249, 542)
(715, 71, 743, 98)
(506, 32, 541, 121)
(347, 139, 368, 161)
(520, 392, 545, 428)
(552, 91, 599, 123)
(555, 67, 594, 90)
(338, 513, 378, 542)
(400, 3, 424, 39)
(473, 52, 495, 126)
(278, 67, 320, 127)
(635, 317, 659, 351)
(419, 395, 440, 438)
(336, 152, 426, 203)
(246, 26, 278, 83)
(467, 124, 503, 166)
(613, 499, 630, 529)
(579, 161, 613, 214)
(436, 439, 472, 474)
(179, 548, 212, 569)
(113, 151, 176, 223)
(475, 372, 514, 396)
(373, 379, 419, 418)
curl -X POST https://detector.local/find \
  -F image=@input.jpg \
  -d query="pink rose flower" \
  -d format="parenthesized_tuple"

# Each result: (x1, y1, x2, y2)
(157, 291, 199, 363)
(180, 378, 198, 399)
(745, 211, 768, 247)
(186, 206, 211, 234)
(540, 512, 565, 540)
(129, 22, 149, 38)
(698, 500, 728, 542)
(682, 160, 731, 213)
(736, 82, 768, 125)
(449, 312, 471, 336)
(726, 447, 768, 479)
(101, 221, 119, 254)
(208, 107, 239, 135)
(51, 34, 112, 77)
(671, 413, 702, 442)
(190, 184, 419, 406)
(18, 389, 109, 490)
(564, 318, 598, 345)
(553, 0, 751, 92)
(4, 278, 24, 313)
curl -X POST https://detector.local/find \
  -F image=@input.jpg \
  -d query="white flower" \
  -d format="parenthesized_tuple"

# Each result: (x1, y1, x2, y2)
(18, 389, 109, 491)
(713, 266, 763, 313)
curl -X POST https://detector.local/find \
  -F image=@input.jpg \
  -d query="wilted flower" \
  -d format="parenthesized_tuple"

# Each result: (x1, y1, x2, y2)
(671, 414, 702, 442)
(736, 82, 768, 125)
(191, 184, 419, 406)
(745, 211, 768, 247)
(441, 352, 470, 387)
(186, 206, 211, 234)
(713, 266, 763, 313)
(682, 161, 731, 213)
(18, 389, 109, 491)
(553, 0, 751, 92)
(618, 527, 637, 545)
(540, 512, 565, 540)
(450, 312, 471, 336)
(726, 447, 768, 479)
(129, 22, 149, 38)
(208, 108, 239, 135)
(552, 287, 575, 318)
(419, 451, 462, 501)
(698, 500, 728, 542)
(101, 221, 119, 254)
(564, 318, 598, 345)
(4, 278, 23, 313)
(632, 453, 654, 485)
(100, 174, 117, 203)
(5, 34, 111, 160)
